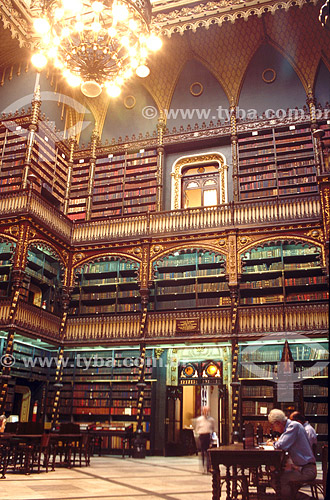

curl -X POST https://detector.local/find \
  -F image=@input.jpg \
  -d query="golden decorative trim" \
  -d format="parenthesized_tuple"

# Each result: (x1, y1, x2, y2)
(72, 252, 86, 265)
(237, 235, 325, 274)
(171, 153, 227, 209)
(4, 225, 19, 237)
(153, 0, 315, 38)
(189, 82, 203, 97)
(123, 95, 136, 109)
(150, 244, 164, 258)
(176, 318, 199, 333)
(262, 68, 276, 84)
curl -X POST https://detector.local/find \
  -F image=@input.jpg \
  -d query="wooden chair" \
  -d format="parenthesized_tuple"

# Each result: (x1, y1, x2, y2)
(291, 445, 328, 500)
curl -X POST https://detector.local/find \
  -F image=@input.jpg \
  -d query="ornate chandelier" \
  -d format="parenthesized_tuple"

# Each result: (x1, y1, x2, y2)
(31, 0, 162, 98)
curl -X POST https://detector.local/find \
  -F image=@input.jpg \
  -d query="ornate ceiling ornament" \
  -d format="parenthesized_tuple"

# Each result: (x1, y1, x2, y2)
(152, 0, 317, 38)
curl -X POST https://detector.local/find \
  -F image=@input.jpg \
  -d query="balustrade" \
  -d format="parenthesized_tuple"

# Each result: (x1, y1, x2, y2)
(0, 191, 322, 243)
(61, 303, 328, 343)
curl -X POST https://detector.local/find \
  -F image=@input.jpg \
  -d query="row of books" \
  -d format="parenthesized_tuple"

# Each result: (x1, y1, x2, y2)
(239, 148, 274, 158)
(240, 295, 284, 304)
(242, 400, 273, 415)
(279, 167, 315, 178)
(240, 189, 278, 199)
(241, 385, 273, 397)
(303, 385, 328, 396)
(240, 180, 277, 191)
(285, 276, 327, 286)
(286, 291, 328, 302)
(241, 277, 283, 288)
(83, 261, 138, 273)
(278, 176, 316, 186)
(73, 400, 110, 407)
(80, 276, 137, 286)
(239, 172, 276, 182)
(276, 143, 313, 153)
(304, 402, 328, 415)
(73, 391, 110, 398)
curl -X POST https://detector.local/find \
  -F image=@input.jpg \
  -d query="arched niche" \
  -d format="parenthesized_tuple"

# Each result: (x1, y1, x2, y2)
(167, 59, 229, 130)
(101, 83, 158, 144)
(151, 248, 230, 311)
(238, 44, 307, 117)
(70, 255, 141, 315)
(314, 60, 330, 107)
(26, 243, 64, 314)
(171, 152, 228, 210)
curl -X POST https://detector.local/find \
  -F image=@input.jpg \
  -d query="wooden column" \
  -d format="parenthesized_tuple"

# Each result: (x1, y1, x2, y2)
(85, 126, 99, 221)
(156, 112, 166, 212)
(0, 221, 31, 413)
(22, 74, 41, 189)
(50, 253, 73, 429)
(230, 103, 239, 202)
(63, 137, 76, 215)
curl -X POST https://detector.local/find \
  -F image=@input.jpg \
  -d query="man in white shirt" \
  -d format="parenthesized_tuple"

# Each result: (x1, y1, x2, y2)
(195, 406, 215, 473)
(290, 411, 317, 457)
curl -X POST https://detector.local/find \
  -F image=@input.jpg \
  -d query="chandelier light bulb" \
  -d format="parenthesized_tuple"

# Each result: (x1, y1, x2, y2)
(91, 21, 102, 32)
(147, 35, 162, 51)
(130, 58, 139, 69)
(47, 47, 58, 58)
(61, 27, 70, 38)
(75, 21, 84, 32)
(92, 1, 104, 13)
(129, 19, 138, 31)
(113, 3, 129, 21)
(105, 83, 121, 97)
(136, 65, 150, 78)
(121, 36, 130, 47)
(66, 73, 82, 87)
(33, 18, 50, 35)
(31, 52, 48, 70)
(108, 27, 117, 37)
(54, 8, 64, 20)
(62, 0, 82, 14)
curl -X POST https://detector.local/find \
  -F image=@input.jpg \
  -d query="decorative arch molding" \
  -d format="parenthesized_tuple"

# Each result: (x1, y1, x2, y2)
(0, 234, 17, 248)
(237, 236, 324, 273)
(150, 245, 228, 280)
(171, 152, 228, 210)
(71, 252, 142, 287)
(28, 239, 66, 284)
(154, 0, 317, 38)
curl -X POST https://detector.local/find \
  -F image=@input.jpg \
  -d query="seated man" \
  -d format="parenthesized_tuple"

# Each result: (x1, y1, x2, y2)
(268, 409, 316, 500)
(289, 411, 317, 458)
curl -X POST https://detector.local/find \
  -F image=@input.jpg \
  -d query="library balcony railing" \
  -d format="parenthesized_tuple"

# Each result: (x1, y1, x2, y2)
(0, 298, 61, 341)
(63, 302, 329, 344)
(0, 189, 72, 242)
(71, 195, 321, 243)
(0, 190, 322, 244)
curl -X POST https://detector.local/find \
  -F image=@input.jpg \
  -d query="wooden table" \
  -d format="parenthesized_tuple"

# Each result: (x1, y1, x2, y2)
(88, 428, 134, 457)
(209, 444, 285, 500)
(0, 433, 43, 476)
(49, 433, 83, 469)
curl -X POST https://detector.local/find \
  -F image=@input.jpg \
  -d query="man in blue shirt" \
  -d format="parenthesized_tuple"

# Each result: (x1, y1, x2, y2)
(268, 409, 316, 500)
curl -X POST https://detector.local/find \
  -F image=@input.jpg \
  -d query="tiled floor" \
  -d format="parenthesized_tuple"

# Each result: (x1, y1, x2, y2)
(2, 455, 324, 500)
